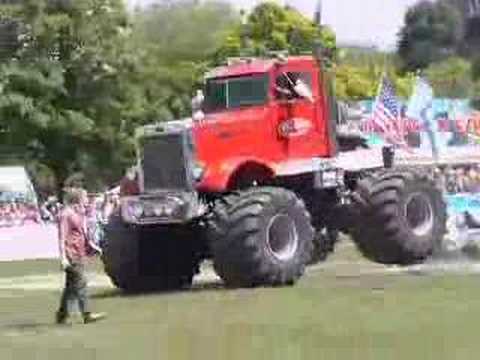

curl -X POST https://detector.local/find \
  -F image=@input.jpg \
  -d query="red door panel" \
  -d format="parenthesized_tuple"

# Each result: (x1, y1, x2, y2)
(272, 69, 329, 163)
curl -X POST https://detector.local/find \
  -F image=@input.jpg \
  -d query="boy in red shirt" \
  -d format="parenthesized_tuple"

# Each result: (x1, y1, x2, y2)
(56, 187, 106, 325)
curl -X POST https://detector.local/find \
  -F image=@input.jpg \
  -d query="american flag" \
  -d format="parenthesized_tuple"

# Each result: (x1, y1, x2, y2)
(372, 76, 406, 146)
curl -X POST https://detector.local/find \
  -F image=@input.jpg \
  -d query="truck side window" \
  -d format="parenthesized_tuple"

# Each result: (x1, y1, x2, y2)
(275, 72, 313, 101)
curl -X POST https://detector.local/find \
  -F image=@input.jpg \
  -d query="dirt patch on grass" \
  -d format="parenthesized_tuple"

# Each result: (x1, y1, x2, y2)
(0, 268, 222, 292)
(1, 240, 480, 293)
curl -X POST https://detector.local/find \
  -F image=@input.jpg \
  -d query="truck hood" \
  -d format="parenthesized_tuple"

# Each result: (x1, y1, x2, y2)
(136, 118, 193, 138)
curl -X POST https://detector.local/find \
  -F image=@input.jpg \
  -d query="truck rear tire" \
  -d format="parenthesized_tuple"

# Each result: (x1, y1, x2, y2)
(102, 214, 200, 292)
(209, 187, 314, 288)
(351, 169, 447, 265)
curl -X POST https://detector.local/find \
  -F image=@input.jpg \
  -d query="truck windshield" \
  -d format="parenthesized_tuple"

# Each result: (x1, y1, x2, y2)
(204, 74, 269, 112)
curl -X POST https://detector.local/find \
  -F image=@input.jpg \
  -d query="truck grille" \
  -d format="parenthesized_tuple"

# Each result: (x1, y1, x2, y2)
(141, 132, 192, 191)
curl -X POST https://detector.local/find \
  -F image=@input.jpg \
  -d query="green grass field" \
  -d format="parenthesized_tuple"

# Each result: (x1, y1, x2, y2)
(1, 243, 480, 360)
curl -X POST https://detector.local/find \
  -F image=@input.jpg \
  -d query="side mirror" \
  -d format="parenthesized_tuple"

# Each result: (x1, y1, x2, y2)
(192, 90, 205, 122)
(293, 80, 314, 103)
(192, 90, 204, 111)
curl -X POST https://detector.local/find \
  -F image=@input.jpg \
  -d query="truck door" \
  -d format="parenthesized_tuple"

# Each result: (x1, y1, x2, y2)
(195, 74, 273, 171)
(273, 70, 329, 160)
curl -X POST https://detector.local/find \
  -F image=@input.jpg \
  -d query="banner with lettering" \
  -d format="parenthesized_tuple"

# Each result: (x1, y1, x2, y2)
(354, 99, 480, 163)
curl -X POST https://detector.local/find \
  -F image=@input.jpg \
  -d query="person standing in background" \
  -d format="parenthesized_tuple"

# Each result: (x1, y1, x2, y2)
(119, 167, 139, 197)
(455, 168, 467, 193)
(466, 167, 480, 193)
(56, 187, 106, 325)
(433, 167, 446, 192)
(101, 194, 115, 222)
(445, 167, 459, 194)
(85, 194, 100, 248)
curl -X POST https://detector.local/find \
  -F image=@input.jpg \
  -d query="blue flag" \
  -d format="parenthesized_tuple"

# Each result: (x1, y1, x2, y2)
(406, 77, 438, 159)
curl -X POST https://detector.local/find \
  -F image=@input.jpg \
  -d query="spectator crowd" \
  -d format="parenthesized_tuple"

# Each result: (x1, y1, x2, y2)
(0, 201, 42, 227)
(2, 165, 477, 231)
(0, 189, 120, 247)
(432, 165, 480, 194)
(83, 192, 120, 249)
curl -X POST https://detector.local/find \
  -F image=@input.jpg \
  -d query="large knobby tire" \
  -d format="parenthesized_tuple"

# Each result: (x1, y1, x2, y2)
(208, 187, 314, 288)
(102, 214, 200, 292)
(351, 169, 447, 265)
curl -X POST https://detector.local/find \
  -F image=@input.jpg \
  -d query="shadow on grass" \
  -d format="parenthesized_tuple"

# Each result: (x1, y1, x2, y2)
(1, 320, 62, 336)
(91, 280, 227, 300)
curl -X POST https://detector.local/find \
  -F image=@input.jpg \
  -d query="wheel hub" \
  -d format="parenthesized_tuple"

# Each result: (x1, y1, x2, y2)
(404, 193, 434, 237)
(266, 214, 299, 261)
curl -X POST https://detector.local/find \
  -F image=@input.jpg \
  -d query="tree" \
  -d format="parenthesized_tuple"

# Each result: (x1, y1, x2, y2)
(0, 0, 139, 193)
(442, 0, 480, 55)
(465, 16, 480, 54)
(398, 0, 463, 71)
(214, 2, 336, 62)
(335, 49, 415, 100)
(471, 57, 480, 110)
(425, 57, 473, 98)
(132, 0, 239, 122)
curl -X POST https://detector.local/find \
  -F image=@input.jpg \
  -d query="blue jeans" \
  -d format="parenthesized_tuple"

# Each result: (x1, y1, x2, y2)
(57, 261, 90, 317)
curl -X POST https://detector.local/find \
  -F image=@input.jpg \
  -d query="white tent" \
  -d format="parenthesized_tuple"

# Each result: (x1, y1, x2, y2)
(0, 166, 37, 203)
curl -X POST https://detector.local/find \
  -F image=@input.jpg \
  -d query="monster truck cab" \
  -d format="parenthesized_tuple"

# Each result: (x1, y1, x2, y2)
(194, 55, 337, 192)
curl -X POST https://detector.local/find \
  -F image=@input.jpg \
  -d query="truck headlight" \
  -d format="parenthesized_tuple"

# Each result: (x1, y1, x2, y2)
(122, 195, 187, 223)
(151, 202, 176, 217)
(164, 204, 175, 217)
(129, 202, 144, 219)
(150, 197, 184, 217)
(152, 203, 164, 217)
(165, 196, 185, 216)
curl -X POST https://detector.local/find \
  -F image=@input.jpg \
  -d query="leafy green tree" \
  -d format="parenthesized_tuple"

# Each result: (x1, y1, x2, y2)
(465, 16, 480, 55)
(335, 49, 415, 100)
(472, 56, 480, 81)
(0, 0, 138, 193)
(442, 0, 480, 56)
(470, 57, 480, 110)
(132, 0, 238, 122)
(334, 64, 377, 100)
(0, 0, 242, 193)
(398, 0, 463, 71)
(214, 2, 336, 61)
(425, 57, 473, 98)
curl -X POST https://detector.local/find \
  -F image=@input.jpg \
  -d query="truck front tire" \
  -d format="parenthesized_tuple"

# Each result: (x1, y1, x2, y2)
(351, 169, 447, 265)
(102, 214, 200, 292)
(209, 187, 314, 288)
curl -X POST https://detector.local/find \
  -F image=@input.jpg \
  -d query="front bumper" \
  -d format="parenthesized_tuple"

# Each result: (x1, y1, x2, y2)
(121, 192, 205, 225)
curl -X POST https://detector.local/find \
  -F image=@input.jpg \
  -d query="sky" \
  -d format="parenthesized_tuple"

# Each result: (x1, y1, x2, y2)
(129, 0, 421, 50)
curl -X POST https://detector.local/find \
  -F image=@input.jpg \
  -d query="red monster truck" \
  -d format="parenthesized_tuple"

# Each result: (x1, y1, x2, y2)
(101, 53, 446, 292)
